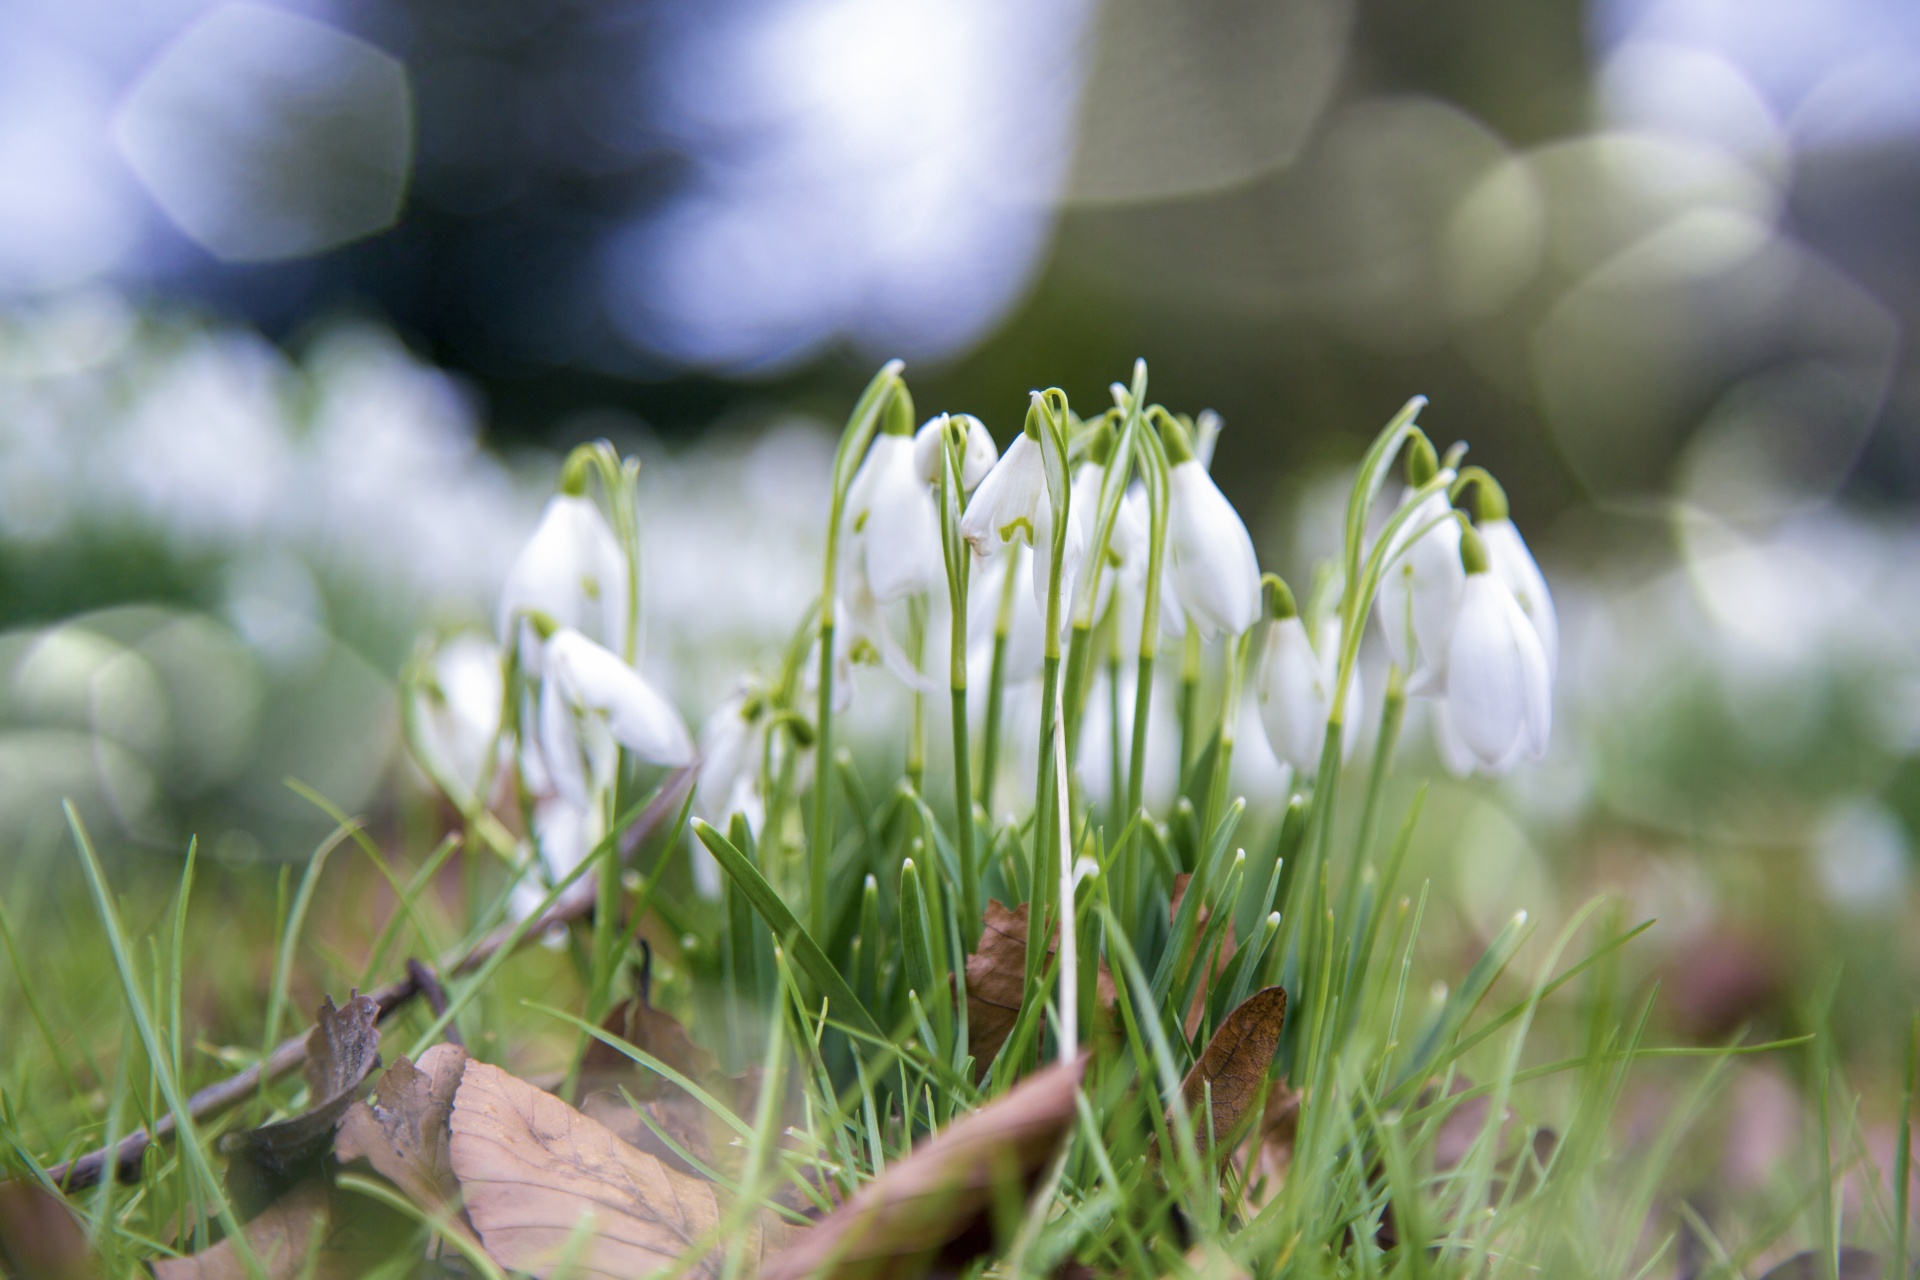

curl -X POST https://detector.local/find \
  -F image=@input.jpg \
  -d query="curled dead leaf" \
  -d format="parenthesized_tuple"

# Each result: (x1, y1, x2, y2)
(220, 995, 382, 1215)
(0, 1180, 92, 1280)
(449, 1058, 782, 1279)
(758, 1054, 1086, 1280)
(148, 1179, 410, 1280)
(965, 902, 1114, 1076)
(1171, 985, 1286, 1160)
(334, 1041, 473, 1246)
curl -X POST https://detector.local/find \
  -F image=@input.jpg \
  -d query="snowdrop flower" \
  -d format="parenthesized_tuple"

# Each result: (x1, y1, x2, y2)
(408, 632, 503, 804)
(829, 566, 937, 710)
(1068, 422, 1146, 621)
(535, 625, 695, 812)
(695, 685, 767, 833)
(1162, 414, 1260, 637)
(1254, 576, 1357, 776)
(498, 488, 630, 657)
(1440, 526, 1551, 775)
(913, 413, 998, 489)
(1375, 437, 1463, 692)
(845, 418, 939, 604)
(959, 414, 1046, 558)
(1467, 474, 1557, 680)
(514, 795, 600, 921)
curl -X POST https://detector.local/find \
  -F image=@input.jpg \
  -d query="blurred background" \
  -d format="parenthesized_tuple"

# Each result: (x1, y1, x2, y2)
(4, 0, 1920, 1204)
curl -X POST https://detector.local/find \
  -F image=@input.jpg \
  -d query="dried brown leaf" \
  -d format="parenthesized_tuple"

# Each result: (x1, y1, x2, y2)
(149, 1179, 410, 1280)
(759, 1054, 1086, 1280)
(334, 1042, 472, 1244)
(1171, 986, 1286, 1160)
(578, 996, 719, 1098)
(1757, 1249, 1883, 1280)
(578, 1088, 719, 1177)
(220, 995, 382, 1214)
(449, 1058, 779, 1279)
(965, 902, 1114, 1076)
(0, 1180, 93, 1280)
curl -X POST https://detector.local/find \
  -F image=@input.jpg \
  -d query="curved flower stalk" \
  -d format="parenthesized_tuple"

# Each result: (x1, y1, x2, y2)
(1438, 522, 1551, 775)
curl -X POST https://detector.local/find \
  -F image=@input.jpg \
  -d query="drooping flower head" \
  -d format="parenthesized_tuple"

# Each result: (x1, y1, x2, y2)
(913, 412, 997, 490)
(498, 467, 631, 658)
(959, 393, 1082, 623)
(1460, 469, 1557, 681)
(407, 631, 503, 806)
(844, 388, 939, 604)
(1439, 523, 1551, 775)
(1162, 412, 1260, 637)
(1254, 574, 1359, 777)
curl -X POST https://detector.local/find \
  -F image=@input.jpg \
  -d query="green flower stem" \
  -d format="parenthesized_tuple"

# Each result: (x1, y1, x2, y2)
(1024, 390, 1074, 1024)
(936, 427, 980, 946)
(906, 596, 926, 794)
(1105, 645, 1124, 828)
(1061, 622, 1092, 772)
(810, 363, 904, 940)
(1178, 627, 1202, 777)
(1203, 629, 1252, 837)
(1122, 419, 1172, 932)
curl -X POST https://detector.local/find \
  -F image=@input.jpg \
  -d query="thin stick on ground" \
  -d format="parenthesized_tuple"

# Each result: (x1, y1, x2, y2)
(45, 764, 695, 1192)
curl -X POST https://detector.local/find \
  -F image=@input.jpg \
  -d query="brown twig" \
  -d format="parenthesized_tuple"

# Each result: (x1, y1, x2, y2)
(406, 959, 461, 1047)
(47, 765, 696, 1191)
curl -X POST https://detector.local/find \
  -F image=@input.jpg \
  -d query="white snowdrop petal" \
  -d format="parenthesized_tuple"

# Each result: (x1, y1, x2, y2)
(547, 627, 694, 766)
(537, 671, 591, 809)
(911, 416, 947, 485)
(1030, 495, 1086, 623)
(862, 446, 940, 603)
(1484, 519, 1557, 679)
(960, 416, 999, 489)
(1168, 461, 1260, 636)
(1256, 617, 1329, 774)
(959, 434, 1043, 556)
(1445, 575, 1527, 765)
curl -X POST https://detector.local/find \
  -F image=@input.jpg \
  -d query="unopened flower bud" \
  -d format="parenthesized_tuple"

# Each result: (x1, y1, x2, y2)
(882, 380, 915, 436)
(1260, 573, 1298, 622)
(1458, 520, 1490, 575)
(1405, 432, 1439, 487)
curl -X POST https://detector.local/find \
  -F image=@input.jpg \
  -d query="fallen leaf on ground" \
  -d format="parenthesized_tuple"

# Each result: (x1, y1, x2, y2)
(1172, 986, 1286, 1161)
(221, 994, 382, 1215)
(0, 1180, 92, 1279)
(1757, 1248, 1883, 1280)
(578, 1087, 720, 1176)
(758, 1054, 1086, 1280)
(149, 1178, 410, 1280)
(334, 1041, 473, 1245)
(449, 1058, 781, 1279)
(965, 902, 1115, 1075)
(1236, 1081, 1303, 1203)
(578, 995, 719, 1097)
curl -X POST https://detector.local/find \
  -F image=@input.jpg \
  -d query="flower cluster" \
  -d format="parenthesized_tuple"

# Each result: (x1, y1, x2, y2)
(402, 363, 1557, 923)
(407, 444, 694, 917)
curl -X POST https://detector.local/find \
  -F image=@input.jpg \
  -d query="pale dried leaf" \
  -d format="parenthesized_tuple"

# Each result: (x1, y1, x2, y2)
(335, 1042, 472, 1243)
(221, 994, 383, 1214)
(579, 996, 719, 1098)
(149, 1179, 408, 1280)
(758, 1055, 1085, 1280)
(1173, 986, 1286, 1160)
(578, 1088, 718, 1177)
(449, 1058, 774, 1279)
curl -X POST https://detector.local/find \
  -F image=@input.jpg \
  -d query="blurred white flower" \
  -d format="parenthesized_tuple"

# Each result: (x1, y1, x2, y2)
(409, 633, 502, 804)
(1029, 485, 1085, 621)
(695, 685, 767, 833)
(1479, 514, 1557, 680)
(913, 413, 998, 489)
(497, 494, 631, 657)
(1441, 549, 1552, 775)
(1254, 592, 1358, 778)
(845, 429, 939, 603)
(1167, 457, 1260, 637)
(541, 626, 695, 775)
(1813, 797, 1909, 914)
(830, 566, 936, 711)
(959, 431, 1044, 557)
(1376, 485, 1465, 693)
(516, 794, 601, 923)
(967, 543, 1045, 686)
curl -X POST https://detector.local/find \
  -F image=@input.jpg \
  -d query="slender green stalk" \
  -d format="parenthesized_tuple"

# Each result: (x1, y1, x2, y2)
(937, 421, 980, 944)
(906, 597, 926, 793)
(1178, 627, 1202, 778)
(1024, 389, 1074, 1020)
(810, 363, 903, 939)
(1203, 630, 1251, 837)
(1061, 623, 1092, 771)
(1106, 647, 1124, 828)
(1896, 1015, 1916, 1280)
